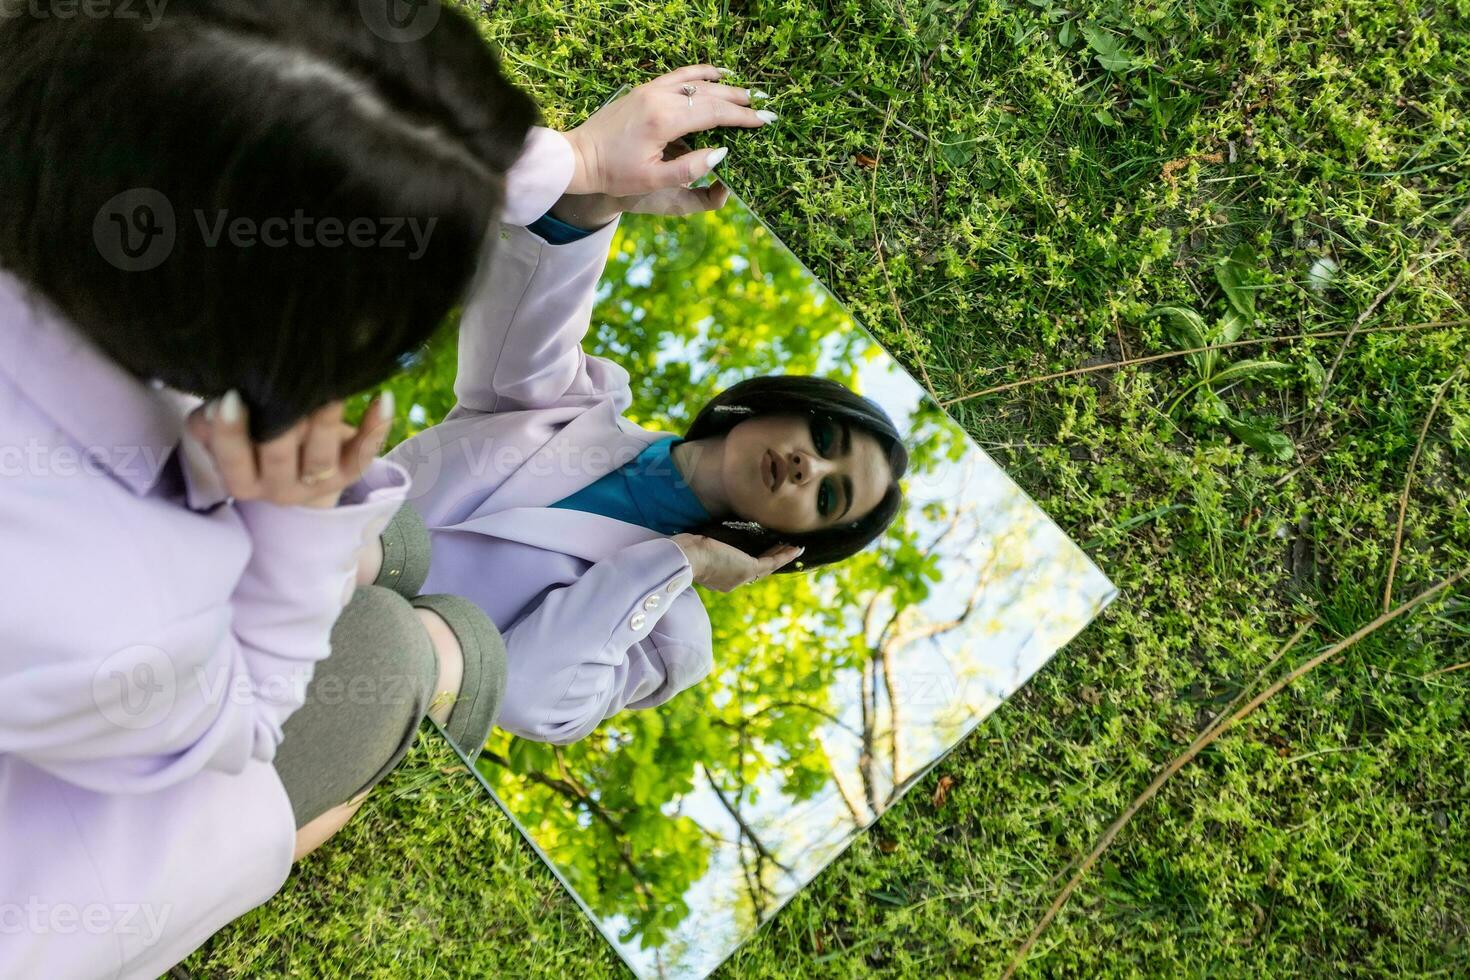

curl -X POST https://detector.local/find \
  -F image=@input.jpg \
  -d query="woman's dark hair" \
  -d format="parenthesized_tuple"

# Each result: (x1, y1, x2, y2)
(683, 375, 909, 573)
(0, 0, 538, 438)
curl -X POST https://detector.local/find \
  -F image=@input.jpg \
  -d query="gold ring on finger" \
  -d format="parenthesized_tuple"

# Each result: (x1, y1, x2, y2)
(302, 467, 338, 487)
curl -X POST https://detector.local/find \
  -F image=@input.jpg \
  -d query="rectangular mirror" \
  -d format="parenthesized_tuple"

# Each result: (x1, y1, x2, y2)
(389, 187, 1115, 978)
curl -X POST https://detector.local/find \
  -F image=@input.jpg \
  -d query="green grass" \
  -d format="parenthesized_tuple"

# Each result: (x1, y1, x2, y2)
(185, 0, 1469, 975)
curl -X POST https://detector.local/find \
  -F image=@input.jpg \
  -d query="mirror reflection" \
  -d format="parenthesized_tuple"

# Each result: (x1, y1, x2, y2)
(377, 190, 1115, 979)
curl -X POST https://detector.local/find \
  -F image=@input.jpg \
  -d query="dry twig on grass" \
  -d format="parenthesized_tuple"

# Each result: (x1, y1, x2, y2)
(1001, 565, 1470, 979)
(1383, 362, 1467, 612)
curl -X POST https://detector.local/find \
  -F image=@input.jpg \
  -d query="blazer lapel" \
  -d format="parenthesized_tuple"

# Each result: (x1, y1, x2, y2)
(447, 505, 666, 564)
(462, 398, 668, 515)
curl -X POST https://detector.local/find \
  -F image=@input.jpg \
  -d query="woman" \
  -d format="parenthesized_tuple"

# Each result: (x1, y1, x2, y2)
(0, 0, 768, 974)
(386, 186, 910, 747)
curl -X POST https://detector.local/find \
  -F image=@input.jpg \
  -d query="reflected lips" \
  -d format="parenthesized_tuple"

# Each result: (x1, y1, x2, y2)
(764, 449, 785, 491)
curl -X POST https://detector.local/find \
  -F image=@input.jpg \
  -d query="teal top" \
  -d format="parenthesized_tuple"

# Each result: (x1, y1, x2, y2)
(550, 435, 712, 534)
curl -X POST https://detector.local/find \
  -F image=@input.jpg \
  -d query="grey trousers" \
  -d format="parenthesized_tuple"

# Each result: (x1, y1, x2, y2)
(271, 503, 504, 829)
(273, 584, 438, 828)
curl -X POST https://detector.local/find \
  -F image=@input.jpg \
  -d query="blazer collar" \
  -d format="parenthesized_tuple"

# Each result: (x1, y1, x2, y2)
(448, 505, 666, 564)
(0, 268, 179, 496)
(485, 398, 667, 512)
(1, 267, 232, 511)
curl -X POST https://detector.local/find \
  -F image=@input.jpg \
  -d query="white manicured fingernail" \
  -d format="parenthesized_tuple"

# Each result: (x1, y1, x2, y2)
(219, 389, 242, 424)
(751, 89, 770, 101)
(377, 390, 395, 421)
(716, 67, 734, 77)
(204, 399, 217, 422)
(706, 147, 729, 170)
(755, 110, 778, 124)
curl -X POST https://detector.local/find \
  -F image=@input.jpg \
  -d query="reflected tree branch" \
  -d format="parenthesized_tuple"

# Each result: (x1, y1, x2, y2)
(858, 658, 882, 816)
(481, 749, 655, 914)
(716, 700, 864, 741)
(699, 763, 797, 880)
(826, 750, 868, 828)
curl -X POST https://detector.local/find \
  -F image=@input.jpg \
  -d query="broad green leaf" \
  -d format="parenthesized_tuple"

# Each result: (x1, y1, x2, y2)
(1226, 418, 1295, 460)
(1081, 25, 1134, 72)
(1219, 308, 1248, 345)
(1214, 244, 1256, 318)
(1208, 358, 1293, 386)
(939, 140, 976, 168)
(1303, 353, 1327, 388)
(1094, 106, 1119, 127)
(1148, 304, 1212, 375)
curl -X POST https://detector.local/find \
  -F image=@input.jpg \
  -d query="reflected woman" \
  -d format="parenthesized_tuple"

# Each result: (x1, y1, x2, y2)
(386, 178, 909, 746)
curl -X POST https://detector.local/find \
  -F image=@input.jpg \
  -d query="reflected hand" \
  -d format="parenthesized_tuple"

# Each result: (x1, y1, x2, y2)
(670, 533, 803, 593)
(548, 179, 730, 232)
(184, 392, 394, 509)
(561, 65, 772, 198)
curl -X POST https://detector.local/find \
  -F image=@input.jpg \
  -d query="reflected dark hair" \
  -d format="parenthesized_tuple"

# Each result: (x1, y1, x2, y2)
(0, 0, 537, 439)
(683, 375, 908, 573)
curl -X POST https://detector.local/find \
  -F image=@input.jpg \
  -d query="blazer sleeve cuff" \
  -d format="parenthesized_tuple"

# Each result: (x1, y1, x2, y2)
(501, 127, 576, 227)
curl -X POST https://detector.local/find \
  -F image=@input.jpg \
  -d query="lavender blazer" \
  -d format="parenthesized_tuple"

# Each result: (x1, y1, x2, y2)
(0, 127, 576, 979)
(386, 215, 714, 746)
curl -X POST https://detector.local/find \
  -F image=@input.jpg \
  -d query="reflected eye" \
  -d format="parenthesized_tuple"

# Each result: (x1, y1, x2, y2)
(809, 416, 835, 456)
(817, 480, 834, 517)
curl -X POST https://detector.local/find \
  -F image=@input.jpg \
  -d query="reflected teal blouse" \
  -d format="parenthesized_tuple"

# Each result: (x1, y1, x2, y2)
(550, 435, 711, 534)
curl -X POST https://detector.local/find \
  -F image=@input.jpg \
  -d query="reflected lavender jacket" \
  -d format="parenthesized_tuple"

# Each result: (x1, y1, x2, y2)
(386, 205, 714, 746)
(0, 128, 574, 979)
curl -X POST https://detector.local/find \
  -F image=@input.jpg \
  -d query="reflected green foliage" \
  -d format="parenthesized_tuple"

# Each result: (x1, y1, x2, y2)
(461, 206, 970, 953)
(363, 200, 980, 957)
(592, 206, 862, 429)
(368, 198, 1102, 975)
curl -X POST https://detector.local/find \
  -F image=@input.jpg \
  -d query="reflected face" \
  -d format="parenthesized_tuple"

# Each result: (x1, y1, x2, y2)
(721, 413, 892, 536)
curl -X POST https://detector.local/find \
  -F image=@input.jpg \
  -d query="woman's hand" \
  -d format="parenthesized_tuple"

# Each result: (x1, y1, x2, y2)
(670, 533, 803, 593)
(184, 391, 395, 509)
(562, 65, 774, 199)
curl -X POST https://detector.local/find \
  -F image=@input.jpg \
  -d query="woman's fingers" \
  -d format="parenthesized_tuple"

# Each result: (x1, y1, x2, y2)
(655, 64, 732, 86)
(661, 93, 772, 139)
(678, 181, 730, 214)
(300, 402, 344, 487)
(205, 390, 262, 500)
(629, 181, 730, 217)
(757, 545, 804, 576)
(705, 181, 731, 211)
(256, 419, 308, 497)
(664, 81, 755, 106)
(338, 391, 395, 486)
(656, 145, 731, 190)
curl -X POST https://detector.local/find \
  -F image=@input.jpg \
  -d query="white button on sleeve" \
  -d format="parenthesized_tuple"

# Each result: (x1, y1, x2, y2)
(643, 594, 662, 611)
(630, 612, 647, 631)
